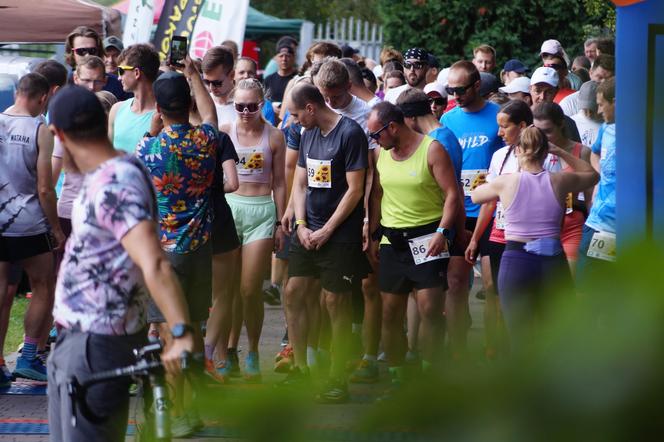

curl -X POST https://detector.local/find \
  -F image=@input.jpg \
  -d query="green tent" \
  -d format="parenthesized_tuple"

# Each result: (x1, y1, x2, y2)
(245, 7, 303, 38)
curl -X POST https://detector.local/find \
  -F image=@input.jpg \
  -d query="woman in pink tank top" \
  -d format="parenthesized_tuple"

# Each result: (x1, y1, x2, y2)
(211, 79, 286, 381)
(471, 126, 598, 350)
(533, 102, 594, 273)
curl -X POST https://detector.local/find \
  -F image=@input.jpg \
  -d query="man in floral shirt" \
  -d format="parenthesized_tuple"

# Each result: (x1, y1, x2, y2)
(47, 86, 194, 442)
(136, 57, 218, 436)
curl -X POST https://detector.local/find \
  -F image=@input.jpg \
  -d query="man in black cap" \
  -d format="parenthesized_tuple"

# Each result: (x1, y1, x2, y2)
(385, 47, 430, 104)
(264, 40, 298, 105)
(501, 59, 528, 85)
(102, 36, 123, 76)
(46, 85, 194, 441)
(135, 55, 218, 436)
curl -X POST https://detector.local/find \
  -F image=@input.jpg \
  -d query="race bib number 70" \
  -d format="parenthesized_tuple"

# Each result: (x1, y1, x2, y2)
(587, 231, 616, 262)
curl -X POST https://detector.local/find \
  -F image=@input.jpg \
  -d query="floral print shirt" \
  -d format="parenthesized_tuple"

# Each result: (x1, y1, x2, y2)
(136, 123, 218, 253)
(53, 155, 157, 335)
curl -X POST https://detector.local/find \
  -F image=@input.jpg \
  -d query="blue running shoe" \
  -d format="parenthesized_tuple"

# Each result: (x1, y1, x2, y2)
(13, 356, 47, 382)
(244, 351, 262, 383)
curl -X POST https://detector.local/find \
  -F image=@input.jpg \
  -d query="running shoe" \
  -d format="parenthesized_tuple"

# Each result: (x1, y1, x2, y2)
(280, 329, 289, 347)
(274, 366, 310, 389)
(262, 286, 281, 306)
(37, 349, 49, 366)
(274, 345, 293, 373)
(349, 359, 379, 384)
(227, 348, 241, 378)
(171, 414, 196, 438)
(13, 356, 47, 382)
(244, 351, 262, 383)
(205, 359, 227, 384)
(0, 364, 13, 387)
(315, 378, 349, 404)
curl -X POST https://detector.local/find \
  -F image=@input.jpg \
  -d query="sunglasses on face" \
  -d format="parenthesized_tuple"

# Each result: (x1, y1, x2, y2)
(203, 78, 226, 88)
(117, 65, 138, 76)
(430, 97, 446, 106)
(235, 102, 261, 113)
(404, 61, 426, 71)
(73, 47, 98, 57)
(368, 122, 391, 141)
(445, 82, 475, 96)
(544, 63, 565, 71)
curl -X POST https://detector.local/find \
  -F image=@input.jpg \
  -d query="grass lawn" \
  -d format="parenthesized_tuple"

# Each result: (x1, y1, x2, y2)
(4, 297, 28, 355)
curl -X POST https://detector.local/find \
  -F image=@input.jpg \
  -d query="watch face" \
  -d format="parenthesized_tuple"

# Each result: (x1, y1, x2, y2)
(172, 324, 184, 338)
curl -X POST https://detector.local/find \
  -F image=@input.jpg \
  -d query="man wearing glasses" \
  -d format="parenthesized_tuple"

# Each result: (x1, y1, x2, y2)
(440, 60, 504, 361)
(72, 56, 107, 93)
(385, 47, 430, 104)
(108, 44, 159, 153)
(201, 46, 237, 127)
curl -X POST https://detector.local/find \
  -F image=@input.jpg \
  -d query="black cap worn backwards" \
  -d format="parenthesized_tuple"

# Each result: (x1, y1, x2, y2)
(153, 71, 191, 112)
(47, 85, 106, 131)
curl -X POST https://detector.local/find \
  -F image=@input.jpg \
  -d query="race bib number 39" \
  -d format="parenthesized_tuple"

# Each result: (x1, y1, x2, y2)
(461, 169, 488, 196)
(587, 231, 616, 262)
(307, 158, 332, 188)
(408, 233, 450, 265)
(237, 147, 264, 175)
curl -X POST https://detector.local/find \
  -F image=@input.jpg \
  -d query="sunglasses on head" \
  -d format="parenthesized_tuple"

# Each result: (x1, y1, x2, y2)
(117, 65, 138, 76)
(234, 102, 261, 113)
(404, 61, 426, 71)
(203, 78, 225, 88)
(430, 97, 446, 106)
(445, 82, 475, 96)
(73, 47, 98, 57)
(368, 122, 391, 141)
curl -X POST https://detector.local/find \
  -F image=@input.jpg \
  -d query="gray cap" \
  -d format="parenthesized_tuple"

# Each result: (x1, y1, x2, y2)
(479, 72, 500, 97)
(103, 36, 123, 52)
(578, 81, 598, 111)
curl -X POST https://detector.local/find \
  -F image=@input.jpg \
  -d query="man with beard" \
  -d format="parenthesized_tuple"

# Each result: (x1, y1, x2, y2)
(385, 48, 430, 104)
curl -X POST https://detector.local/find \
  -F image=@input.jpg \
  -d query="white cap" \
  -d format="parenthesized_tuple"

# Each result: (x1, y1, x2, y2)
(437, 67, 450, 87)
(530, 67, 559, 88)
(424, 81, 446, 97)
(372, 64, 383, 80)
(540, 39, 570, 66)
(499, 76, 531, 94)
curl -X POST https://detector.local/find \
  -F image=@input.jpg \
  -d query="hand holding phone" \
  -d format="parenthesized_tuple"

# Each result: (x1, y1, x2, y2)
(170, 36, 188, 68)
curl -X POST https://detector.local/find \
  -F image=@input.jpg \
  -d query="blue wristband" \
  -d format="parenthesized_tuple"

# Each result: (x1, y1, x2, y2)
(436, 227, 450, 238)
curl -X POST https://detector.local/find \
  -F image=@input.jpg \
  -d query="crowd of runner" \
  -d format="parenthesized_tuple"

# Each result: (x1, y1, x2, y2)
(0, 26, 617, 439)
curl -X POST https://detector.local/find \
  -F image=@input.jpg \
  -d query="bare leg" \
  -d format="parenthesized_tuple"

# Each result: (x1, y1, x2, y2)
(323, 289, 352, 380)
(446, 256, 471, 358)
(406, 292, 420, 354)
(21, 253, 55, 342)
(381, 292, 408, 368)
(361, 273, 381, 358)
(206, 249, 239, 362)
(239, 239, 273, 353)
(284, 277, 312, 368)
(415, 287, 445, 367)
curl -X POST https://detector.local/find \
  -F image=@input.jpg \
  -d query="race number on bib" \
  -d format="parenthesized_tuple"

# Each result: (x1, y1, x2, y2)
(495, 201, 506, 230)
(587, 231, 616, 262)
(306, 158, 332, 188)
(461, 169, 488, 196)
(237, 147, 264, 175)
(408, 233, 450, 265)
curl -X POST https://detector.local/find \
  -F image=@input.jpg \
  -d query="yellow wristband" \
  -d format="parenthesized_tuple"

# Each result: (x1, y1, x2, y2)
(295, 219, 307, 226)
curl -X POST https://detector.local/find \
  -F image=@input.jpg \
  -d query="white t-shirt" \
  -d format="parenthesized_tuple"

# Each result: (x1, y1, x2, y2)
(367, 95, 382, 108)
(332, 95, 376, 149)
(214, 101, 237, 126)
(571, 111, 601, 147)
(559, 91, 579, 117)
(384, 84, 410, 104)
(52, 137, 84, 219)
(487, 145, 562, 182)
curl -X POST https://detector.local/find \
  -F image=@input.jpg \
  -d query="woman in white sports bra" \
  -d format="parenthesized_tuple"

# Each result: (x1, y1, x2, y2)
(216, 79, 286, 381)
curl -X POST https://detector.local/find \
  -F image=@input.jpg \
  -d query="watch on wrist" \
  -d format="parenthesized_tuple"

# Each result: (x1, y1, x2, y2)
(436, 227, 451, 238)
(171, 323, 194, 339)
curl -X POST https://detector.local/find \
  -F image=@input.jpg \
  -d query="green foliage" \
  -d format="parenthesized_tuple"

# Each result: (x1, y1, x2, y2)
(583, 0, 617, 38)
(250, 0, 378, 24)
(377, 0, 615, 69)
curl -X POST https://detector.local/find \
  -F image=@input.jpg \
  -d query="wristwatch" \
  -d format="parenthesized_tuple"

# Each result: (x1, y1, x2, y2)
(436, 227, 451, 238)
(171, 323, 194, 339)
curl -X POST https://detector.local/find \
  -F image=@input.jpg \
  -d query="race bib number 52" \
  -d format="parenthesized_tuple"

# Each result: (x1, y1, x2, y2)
(307, 158, 332, 188)
(587, 231, 616, 262)
(461, 169, 488, 196)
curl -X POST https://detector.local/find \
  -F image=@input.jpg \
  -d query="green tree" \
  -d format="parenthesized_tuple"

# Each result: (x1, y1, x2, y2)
(377, 0, 614, 69)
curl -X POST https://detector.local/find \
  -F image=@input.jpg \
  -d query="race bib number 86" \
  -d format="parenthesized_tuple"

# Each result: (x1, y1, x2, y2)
(408, 233, 449, 265)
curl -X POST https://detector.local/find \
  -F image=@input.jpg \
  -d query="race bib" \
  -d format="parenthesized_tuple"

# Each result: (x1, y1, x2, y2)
(461, 169, 488, 197)
(237, 147, 264, 175)
(307, 158, 332, 188)
(587, 231, 616, 262)
(408, 233, 450, 265)
(495, 201, 506, 230)
(565, 193, 574, 215)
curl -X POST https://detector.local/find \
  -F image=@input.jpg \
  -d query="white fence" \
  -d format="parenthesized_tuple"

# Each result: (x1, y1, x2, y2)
(299, 17, 383, 63)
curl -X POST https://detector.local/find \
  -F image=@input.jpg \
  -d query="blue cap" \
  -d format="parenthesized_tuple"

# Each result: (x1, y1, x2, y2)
(47, 85, 106, 131)
(153, 71, 191, 112)
(503, 59, 528, 73)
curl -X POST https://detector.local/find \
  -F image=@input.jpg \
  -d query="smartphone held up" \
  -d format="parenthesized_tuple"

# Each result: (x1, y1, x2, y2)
(170, 36, 188, 67)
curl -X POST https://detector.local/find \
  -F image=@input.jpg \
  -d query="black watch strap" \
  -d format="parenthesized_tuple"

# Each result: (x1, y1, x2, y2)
(171, 323, 194, 339)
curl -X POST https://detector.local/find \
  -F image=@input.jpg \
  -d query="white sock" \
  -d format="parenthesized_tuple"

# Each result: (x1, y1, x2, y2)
(362, 354, 377, 362)
(306, 346, 318, 367)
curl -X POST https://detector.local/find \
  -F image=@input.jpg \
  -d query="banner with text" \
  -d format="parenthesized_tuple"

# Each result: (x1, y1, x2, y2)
(123, 0, 155, 47)
(153, 0, 204, 61)
(189, 0, 249, 59)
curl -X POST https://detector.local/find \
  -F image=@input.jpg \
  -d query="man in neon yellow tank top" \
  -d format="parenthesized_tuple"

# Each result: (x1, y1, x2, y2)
(367, 101, 460, 389)
(108, 44, 158, 153)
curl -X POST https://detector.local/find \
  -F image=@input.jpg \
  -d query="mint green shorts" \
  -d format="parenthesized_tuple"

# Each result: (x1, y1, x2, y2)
(226, 194, 276, 245)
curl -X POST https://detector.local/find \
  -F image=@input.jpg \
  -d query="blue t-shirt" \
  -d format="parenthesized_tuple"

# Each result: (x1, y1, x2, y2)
(440, 101, 503, 217)
(428, 126, 462, 182)
(586, 123, 616, 233)
(262, 98, 276, 126)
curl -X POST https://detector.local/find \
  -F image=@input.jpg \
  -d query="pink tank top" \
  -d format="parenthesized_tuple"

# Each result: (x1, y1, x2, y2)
(229, 122, 272, 184)
(505, 171, 563, 239)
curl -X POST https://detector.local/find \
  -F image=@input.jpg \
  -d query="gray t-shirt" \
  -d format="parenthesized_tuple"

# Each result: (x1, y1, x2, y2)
(297, 116, 368, 243)
(0, 113, 49, 236)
